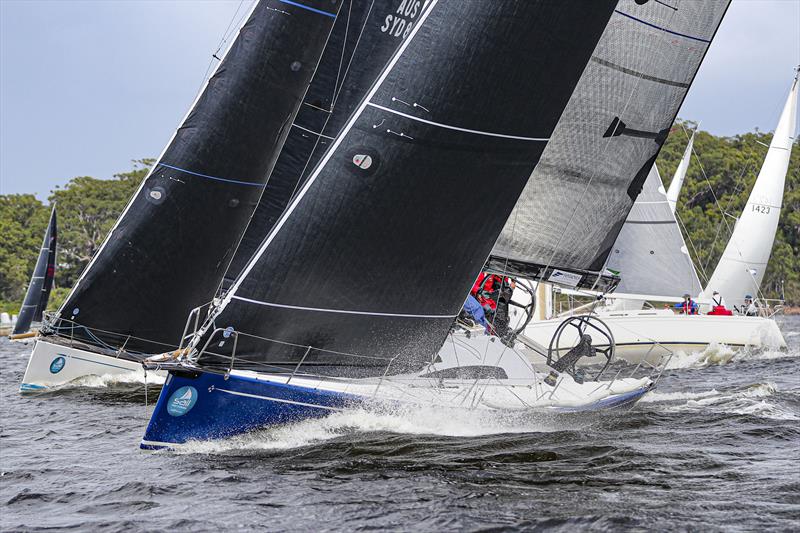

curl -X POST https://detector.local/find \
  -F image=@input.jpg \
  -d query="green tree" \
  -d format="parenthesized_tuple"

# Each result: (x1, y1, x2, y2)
(0, 194, 49, 309)
(49, 159, 152, 288)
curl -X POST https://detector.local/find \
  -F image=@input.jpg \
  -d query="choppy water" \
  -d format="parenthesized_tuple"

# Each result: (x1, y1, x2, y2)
(2, 318, 799, 531)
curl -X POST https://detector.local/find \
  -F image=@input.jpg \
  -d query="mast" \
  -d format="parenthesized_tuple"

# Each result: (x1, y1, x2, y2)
(51, 0, 340, 353)
(666, 127, 697, 213)
(703, 69, 798, 306)
(13, 205, 57, 335)
(191, 0, 618, 375)
(488, 0, 730, 292)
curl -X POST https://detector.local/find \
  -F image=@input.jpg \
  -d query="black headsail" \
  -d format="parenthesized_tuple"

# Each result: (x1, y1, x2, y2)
(49, 0, 340, 353)
(223, 0, 426, 285)
(488, 0, 730, 291)
(13, 206, 57, 335)
(193, 0, 617, 375)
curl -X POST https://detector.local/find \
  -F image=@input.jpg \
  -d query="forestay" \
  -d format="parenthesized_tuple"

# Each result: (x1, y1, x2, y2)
(50, 0, 339, 353)
(489, 0, 729, 291)
(194, 0, 617, 374)
(13, 206, 57, 335)
(606, 164, 702, 299)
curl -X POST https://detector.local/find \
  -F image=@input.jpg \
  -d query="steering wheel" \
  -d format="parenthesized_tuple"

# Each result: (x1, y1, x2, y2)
(546, 315, 615, 381)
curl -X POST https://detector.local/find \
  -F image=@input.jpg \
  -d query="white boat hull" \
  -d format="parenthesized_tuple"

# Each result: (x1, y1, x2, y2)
(20, 338, 164, 392)
(522, 310, 787, 366)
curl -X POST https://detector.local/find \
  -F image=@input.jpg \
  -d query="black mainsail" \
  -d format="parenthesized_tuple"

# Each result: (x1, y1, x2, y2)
(13, 206, 57, 336)
(224, 0, 425, 284)
(193, 0, 618, 374)
(50, 0, 339, 353)
(488, 0, 729, 291)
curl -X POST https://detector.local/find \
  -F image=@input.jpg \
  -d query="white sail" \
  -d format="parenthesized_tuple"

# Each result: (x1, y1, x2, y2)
(606, 163, 702, 300)
(666, 127, 697, 213)
(702, 70, 798, 306)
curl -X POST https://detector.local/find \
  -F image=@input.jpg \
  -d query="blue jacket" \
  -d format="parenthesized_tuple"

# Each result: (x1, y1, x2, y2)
(463, 295, 488, 327)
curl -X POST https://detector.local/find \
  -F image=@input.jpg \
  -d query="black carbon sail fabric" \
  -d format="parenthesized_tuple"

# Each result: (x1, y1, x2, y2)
(51, 0, 339, 353)
(224, 0, 422, 285)
(490, 0, 729, 287)
(195, 0, 617, 374)
(607, 164, 702, 298)
(13, 206, 56, 335)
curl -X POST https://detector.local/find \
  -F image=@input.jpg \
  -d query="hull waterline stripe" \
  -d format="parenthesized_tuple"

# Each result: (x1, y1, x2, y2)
(214, 387, 344, 410)
(367, 103, 550, 141)
(65, 353, 138, 371)
(158, 164, 266, 188)
(614, 10, 712, 43)
(278, 0, 336, 18)
(231, 295, 458, 318)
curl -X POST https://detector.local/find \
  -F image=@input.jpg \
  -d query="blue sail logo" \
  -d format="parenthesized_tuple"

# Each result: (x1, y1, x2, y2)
(167, 386, 198, 416)
(49, 356, 66, 374)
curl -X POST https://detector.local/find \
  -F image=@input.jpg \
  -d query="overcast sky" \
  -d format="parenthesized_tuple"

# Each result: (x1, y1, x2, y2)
(1, 0, 798, 200)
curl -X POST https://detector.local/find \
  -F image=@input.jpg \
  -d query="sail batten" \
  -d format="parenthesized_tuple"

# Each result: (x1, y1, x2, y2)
(490, 0, 730, 287)
(50, 0, 340, 353)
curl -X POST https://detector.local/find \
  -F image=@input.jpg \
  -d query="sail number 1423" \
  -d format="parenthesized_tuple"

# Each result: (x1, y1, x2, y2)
(752, 204, 771, 214)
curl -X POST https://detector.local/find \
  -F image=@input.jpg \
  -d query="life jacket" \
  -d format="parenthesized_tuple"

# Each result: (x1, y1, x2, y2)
(708, 305, 733, 316)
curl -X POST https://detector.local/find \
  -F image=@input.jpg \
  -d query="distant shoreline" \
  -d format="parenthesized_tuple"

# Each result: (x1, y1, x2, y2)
(783, 306, 800, 315)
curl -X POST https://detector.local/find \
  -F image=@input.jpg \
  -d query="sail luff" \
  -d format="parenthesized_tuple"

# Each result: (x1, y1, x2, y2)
(702, 71, 798, 305)
(666, 127, 696, 213)
(51, 0, 340, 353)
(13, 205, 57, 335)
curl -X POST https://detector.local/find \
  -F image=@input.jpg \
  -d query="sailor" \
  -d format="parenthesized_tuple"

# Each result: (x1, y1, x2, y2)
(707, 290, 733, 316)
(743, 295, 760, 317)
(675, 293, 698, 315)
(711, 290, 725, 308)
(462, 294, 489, 330)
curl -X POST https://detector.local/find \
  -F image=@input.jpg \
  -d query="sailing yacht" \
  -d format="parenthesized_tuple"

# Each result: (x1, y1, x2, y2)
(523, 70, 797, 364)
(19, 0, 340, 391)
(139, 0, 730, 449)
(9, 206, 57, 341)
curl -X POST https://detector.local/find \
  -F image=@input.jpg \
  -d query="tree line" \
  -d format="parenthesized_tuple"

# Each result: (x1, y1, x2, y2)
(0, 124, 798, 315)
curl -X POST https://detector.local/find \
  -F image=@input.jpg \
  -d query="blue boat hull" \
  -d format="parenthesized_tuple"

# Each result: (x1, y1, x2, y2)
(140, 371, 360, 450)
(141, 369, 652, 449)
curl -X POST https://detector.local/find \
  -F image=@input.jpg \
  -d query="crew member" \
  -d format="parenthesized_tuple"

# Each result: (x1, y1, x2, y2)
(743, 295, 760, 317)
(675, 293, 698, 315)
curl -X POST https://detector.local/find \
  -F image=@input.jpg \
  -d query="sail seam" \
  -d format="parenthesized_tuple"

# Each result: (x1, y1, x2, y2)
(158, 163, 267, 187)
(231, 295, 457, 318)
(277, 0, 336, 18)
(366, 103, 550, 141)
(613, 10, 712, 43)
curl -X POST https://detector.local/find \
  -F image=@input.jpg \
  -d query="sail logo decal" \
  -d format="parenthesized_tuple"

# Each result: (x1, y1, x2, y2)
(352, 154, 373, 170)
(167, 386, 199, 416)
(381, 0, 422, 39)
(547, 270, 583, 288)
(49, 356, 66, 374)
